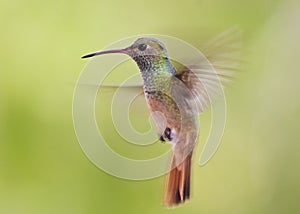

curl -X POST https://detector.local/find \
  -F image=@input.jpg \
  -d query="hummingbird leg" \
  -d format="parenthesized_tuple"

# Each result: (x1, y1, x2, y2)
(159, 135, 166, 143)
(164, 127, 173, 141)
(158, 127, 173, 143)
(165, 127, 172, 141)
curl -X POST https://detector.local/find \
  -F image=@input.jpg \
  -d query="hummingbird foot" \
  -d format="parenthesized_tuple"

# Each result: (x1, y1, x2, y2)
(159, 135, 166, 142)
(164, 127, 173, 141)
(159, 127, 176, 143)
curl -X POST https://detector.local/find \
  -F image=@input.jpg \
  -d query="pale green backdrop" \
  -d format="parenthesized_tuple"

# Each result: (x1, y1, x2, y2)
(1, 0, 300, 213)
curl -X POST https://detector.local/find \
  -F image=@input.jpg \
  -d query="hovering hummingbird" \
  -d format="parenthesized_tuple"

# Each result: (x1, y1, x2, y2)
(82, 29, 241, 207)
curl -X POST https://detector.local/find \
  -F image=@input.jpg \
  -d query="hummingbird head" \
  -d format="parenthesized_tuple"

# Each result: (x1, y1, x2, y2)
(82, 37, 173, 73)
(127, 38, 168, 58)
(82, 37, 168, 60)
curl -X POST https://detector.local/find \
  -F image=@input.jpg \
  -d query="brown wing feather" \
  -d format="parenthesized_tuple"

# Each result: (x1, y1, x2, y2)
(174, 26, 243, 113)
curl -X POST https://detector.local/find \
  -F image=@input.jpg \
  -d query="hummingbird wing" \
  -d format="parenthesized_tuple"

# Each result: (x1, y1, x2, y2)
(77, 83, 143, 88)
(174, 27, 243, 113)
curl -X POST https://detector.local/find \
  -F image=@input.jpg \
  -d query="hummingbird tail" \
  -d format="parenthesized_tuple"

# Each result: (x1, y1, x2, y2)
(164, 153, 192, 207)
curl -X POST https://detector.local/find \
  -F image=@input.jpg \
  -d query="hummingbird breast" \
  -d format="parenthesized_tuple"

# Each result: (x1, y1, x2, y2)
(134, 55, 198, 150)
(145, 86, 198, 160)
(145, 89, 181, 138)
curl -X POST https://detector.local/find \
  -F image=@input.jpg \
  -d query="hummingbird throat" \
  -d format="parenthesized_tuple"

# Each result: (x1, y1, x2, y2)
(132, 54, 176, 92)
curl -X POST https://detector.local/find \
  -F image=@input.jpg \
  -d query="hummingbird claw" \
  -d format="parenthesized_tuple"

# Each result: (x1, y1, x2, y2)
(164, 127, 173, 141)
(159, 127, 174, 143)
(159, 135, 166, 142)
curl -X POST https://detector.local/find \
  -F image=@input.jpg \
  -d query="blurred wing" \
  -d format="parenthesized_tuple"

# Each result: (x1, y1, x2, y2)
(78, 83, 145, 107)
(100, 83, 143, 88)
(77, 82, 143, 94)
(175, 26, 243, 113)
(78, 83, 143, 89)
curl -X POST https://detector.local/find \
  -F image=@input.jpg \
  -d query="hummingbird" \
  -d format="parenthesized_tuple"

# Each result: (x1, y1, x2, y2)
(82, 30, 241, 207)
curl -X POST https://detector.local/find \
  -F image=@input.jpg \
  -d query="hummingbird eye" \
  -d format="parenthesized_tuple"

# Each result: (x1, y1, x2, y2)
(138, 44, 147, 51)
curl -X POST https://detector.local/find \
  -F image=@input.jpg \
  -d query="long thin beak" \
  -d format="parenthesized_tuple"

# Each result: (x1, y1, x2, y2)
(81, 48, 129, 59)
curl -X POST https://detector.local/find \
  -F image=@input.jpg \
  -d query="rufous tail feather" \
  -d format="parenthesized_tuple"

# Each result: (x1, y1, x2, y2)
(164, 153, 192, 207)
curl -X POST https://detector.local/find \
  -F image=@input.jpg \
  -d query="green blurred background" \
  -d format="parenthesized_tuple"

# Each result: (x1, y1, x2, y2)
(1, 0, 300, 213)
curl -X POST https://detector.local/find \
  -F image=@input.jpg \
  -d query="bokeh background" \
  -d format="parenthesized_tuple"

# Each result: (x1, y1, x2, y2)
(1, 0, 300, 213)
